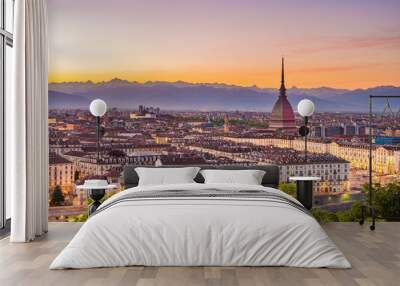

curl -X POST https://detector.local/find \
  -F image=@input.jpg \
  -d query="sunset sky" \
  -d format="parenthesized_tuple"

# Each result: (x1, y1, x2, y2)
(48, 0, 400, 89)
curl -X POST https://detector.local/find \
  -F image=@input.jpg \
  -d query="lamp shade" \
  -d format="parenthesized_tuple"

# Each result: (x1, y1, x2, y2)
(89, 99, 107, 117)
(297, 99, 315, 117)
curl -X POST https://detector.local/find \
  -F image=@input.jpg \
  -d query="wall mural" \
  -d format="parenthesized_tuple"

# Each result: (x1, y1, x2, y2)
(47, 0, 400, 222)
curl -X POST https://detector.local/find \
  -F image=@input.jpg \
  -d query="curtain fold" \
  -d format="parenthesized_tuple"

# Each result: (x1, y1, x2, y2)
(8, 0, 48, 242)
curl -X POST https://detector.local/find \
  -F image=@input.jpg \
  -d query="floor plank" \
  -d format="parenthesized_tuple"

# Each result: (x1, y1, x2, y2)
(0, 222, 398, 286)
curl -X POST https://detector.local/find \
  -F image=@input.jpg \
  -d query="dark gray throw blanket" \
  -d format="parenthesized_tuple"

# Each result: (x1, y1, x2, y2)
(92, 189, 310, 218)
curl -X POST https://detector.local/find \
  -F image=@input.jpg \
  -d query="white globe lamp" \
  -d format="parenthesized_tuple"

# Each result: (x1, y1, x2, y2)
(90, 99, 107, 117)
(297, 99, 315, 117)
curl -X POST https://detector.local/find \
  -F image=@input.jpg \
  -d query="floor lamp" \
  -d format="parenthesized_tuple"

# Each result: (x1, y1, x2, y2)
(360, 95, 400, 231)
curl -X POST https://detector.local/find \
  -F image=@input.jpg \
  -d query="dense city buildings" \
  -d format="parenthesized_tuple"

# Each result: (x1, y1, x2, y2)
(48, 99, 400, 220)
(225, 136, 400, 175)
(49, 152, 75, 194)
(49, 106, 400, 218)
(187, 138, 349, 193)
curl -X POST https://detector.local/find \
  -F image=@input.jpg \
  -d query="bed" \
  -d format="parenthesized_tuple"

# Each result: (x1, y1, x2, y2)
(50, 165, 351, 269)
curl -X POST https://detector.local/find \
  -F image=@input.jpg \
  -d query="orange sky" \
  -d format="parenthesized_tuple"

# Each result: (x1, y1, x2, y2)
(47, 0, 400, 89)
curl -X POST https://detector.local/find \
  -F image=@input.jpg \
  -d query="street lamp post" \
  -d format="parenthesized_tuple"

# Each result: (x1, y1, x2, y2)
(297, 99, 315, 163)
(89, 99, 107, 164)
(83, 99, 108, 215)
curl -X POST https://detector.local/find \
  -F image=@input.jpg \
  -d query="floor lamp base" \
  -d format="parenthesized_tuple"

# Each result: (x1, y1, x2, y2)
(359, 204, 376, 231)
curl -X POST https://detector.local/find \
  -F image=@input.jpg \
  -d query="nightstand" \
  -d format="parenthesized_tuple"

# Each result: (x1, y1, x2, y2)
(289, 176, 321, 210)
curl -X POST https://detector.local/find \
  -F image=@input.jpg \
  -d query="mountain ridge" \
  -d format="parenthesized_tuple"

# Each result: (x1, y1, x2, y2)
(49, 77, 400, 92)
(48, 79, 400, 111)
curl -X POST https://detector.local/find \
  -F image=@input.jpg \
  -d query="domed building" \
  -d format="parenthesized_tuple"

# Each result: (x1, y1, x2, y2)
(269, 58, 297, 133)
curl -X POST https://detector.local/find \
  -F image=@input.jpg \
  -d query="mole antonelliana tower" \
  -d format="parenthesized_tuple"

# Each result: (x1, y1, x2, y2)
(269, 58, 296, 133)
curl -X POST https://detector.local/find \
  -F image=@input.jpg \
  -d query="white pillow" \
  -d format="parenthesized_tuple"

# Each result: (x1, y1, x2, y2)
(135, 167, 200, 186)
(200, 169, 266, 185)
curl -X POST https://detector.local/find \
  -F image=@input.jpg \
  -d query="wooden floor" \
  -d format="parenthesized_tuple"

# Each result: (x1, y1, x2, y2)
(0, 222, 399, 286)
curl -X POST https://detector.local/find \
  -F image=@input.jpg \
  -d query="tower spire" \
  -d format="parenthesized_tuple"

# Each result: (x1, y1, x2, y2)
(280, 57, 286, 97)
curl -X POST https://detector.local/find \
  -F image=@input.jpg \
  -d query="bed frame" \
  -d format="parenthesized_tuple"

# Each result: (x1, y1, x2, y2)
(123, 164, 280, 189)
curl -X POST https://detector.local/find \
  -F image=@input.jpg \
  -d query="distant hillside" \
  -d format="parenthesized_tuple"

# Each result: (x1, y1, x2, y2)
(48, 90, 91, 109)
(48, 79, 400, 111)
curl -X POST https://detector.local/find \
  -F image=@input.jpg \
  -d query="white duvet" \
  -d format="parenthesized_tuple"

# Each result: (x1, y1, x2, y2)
(50, 183, 351, 269)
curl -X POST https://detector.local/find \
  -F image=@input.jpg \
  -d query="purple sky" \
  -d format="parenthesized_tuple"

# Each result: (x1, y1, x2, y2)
(48, 0, 400, 88)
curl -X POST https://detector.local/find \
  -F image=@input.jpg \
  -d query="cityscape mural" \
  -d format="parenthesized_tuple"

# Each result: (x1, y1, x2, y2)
(47, 0, 400, 222)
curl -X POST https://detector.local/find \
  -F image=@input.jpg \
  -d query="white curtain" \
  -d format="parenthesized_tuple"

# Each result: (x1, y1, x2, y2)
(7, 0, 48, 242)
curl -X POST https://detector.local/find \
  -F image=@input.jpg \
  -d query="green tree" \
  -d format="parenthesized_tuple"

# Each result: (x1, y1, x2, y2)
(363, 181, 400, 219)
(50, 185, 65, 206)
(336, 210, 353, 222)
(310, 208, 332, 223)
(279, 182, 297, 198)
(350, 201, 363, 220)
(210, 117, 224, 127)
(68, 213, 88, 222)
(311, 201, 363, 223)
